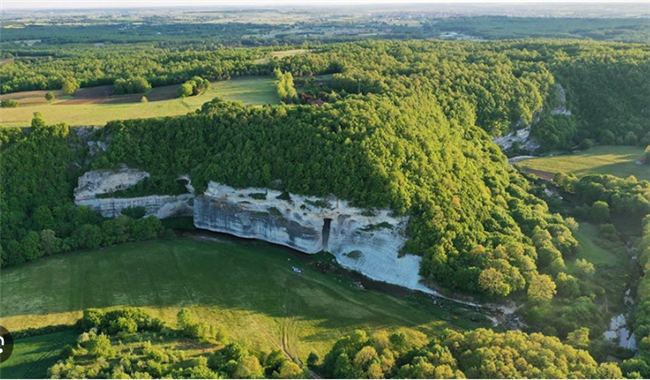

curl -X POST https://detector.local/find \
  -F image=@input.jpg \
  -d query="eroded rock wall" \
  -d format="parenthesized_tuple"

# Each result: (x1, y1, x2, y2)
(74, 168, 193, 219)
(194, 182, 431, 292)
(74, 170, 431, 293)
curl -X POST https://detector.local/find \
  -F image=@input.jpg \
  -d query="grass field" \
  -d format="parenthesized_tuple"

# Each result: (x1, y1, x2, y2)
(0, 237, 486, 363)
(0, 331, 78, 379)
(570, 221, 633, 314)
(516, 146, 648, 181)
(573, 223, 617, 266)
(0, 77, 280, 127)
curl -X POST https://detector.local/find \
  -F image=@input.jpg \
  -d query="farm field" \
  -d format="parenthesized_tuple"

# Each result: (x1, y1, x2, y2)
(0, 331, 78, 379)
(0, 237, 487, 363)
(0, 77, 280, 127)
(516, 146, 648, 181)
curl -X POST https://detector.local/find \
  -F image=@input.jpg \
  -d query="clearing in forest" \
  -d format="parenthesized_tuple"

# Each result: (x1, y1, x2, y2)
(516, 146, 648, 181)
(0, 77, 280, 127)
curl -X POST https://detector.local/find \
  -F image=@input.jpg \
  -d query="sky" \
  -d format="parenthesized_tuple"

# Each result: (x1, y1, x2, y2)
(2, 0, 648, 10)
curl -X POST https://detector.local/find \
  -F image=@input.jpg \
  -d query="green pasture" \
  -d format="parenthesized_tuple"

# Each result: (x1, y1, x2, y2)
(0, 77, 280, 127)
(517, 146, 648, 181)
(0, 237, 485, 363)
(0, 331, 78, 379)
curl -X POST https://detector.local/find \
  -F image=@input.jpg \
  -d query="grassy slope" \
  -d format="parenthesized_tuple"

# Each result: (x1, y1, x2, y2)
(0, 331, 78, 379)
(516, 146, 648, 181)
(0, 77, 280, 127)
(571, 222, 632, 315)
(0, 237, 486, 362)
(573, 223, 617, 266)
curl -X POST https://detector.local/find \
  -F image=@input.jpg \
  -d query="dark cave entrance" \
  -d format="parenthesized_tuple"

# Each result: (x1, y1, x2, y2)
(322, 218, 332, 251)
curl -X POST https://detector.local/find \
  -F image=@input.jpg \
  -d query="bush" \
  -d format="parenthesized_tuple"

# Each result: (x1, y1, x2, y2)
(45, 92, 56, 101)
(0, 99, 19, 108)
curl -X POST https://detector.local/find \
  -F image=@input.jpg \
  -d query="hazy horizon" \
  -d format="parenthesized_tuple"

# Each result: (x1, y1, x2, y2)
(2, 0, 648, 11)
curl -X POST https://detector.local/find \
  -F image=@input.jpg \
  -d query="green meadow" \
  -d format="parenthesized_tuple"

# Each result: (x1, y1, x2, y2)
(517, 146, 648, 181)
(0, 77, 280, 127)
(1, 237, 487, 364)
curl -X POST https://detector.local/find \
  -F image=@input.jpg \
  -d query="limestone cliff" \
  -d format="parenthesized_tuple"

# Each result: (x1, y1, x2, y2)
(74, 170, 431, 293)
(194, 182, 431, 292)
(74, 168, 193, 219)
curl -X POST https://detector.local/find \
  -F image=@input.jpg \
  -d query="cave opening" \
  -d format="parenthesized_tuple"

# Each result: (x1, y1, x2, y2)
(322, 218, 332, 251)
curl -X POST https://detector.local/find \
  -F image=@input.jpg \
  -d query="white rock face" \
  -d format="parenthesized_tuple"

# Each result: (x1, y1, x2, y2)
(75, 169, 150, 201)
(194, 182, 432, 292)
(74, 169, 193, 219)
(604, 313, 637, 350)
(492, 126, 541, 153)
(73, 171, 433, 294)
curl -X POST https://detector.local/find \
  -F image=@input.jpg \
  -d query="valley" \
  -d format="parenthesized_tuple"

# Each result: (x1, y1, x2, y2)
(1, 3, 649, 379)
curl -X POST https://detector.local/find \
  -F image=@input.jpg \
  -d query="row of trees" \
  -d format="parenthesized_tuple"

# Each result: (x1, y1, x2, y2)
(273, 69, 298, 104)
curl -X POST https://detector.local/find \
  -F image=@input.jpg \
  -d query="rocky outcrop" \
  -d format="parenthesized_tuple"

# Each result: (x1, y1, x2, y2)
(493, 84, 571, 154)
(194, 182, 431, 292)
(74, 170, 432, 293)
(74, 168, 193, 219)
(492, 126, 540, 153)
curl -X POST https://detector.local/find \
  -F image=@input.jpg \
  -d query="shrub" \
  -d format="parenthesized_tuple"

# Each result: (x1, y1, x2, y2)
(0, 99, 19, 108)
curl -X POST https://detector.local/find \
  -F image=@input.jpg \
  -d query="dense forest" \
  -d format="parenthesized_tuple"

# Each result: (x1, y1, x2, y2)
(318, 328, 622, 379)
(2, 40, 649, 150)
(2, 38, 649, 300)
(97, 94, 579, 299)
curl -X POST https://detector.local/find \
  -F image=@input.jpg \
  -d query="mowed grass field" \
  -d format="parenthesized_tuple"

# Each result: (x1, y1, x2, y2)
(0, 77, 280, 127)
(0, 331, 78, 379)
(1, 237, 486, 363)
(516, 146, 649, 181)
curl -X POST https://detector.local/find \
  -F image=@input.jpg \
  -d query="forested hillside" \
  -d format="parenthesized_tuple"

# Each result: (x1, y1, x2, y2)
(3, 40, 648, 149)
(2, 38, 649, 301)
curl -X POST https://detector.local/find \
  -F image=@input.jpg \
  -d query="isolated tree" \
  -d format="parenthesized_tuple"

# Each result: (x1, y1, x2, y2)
(573, 258, 596, 279)
(45, 91, 55, 102)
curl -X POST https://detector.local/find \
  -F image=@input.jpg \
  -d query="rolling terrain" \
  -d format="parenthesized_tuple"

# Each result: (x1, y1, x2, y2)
(1, 236, 488, 367)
